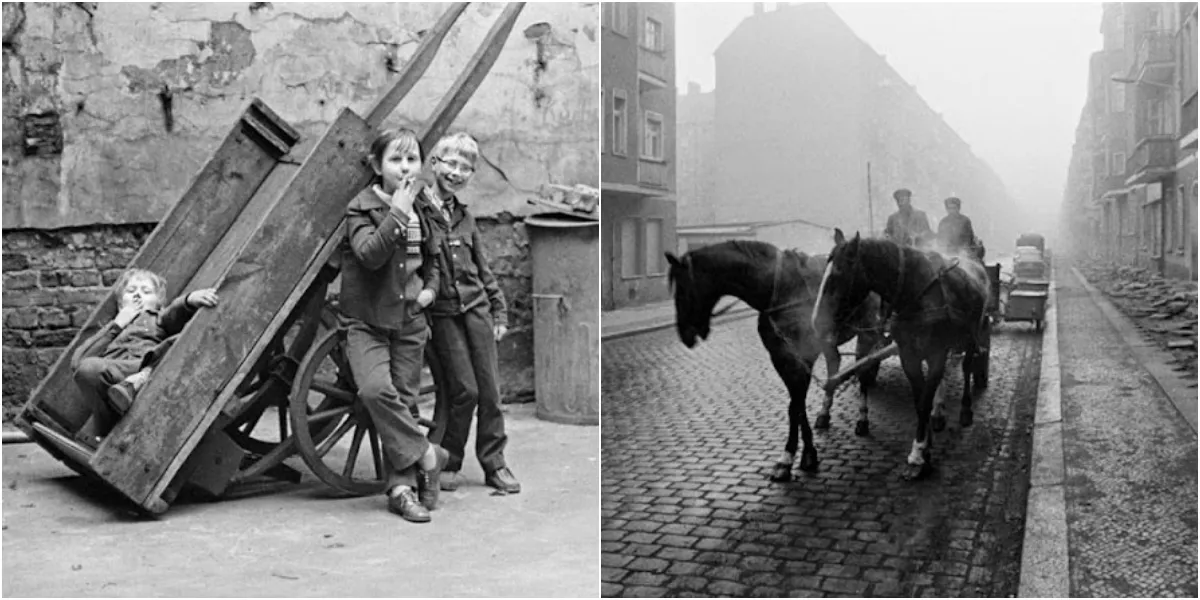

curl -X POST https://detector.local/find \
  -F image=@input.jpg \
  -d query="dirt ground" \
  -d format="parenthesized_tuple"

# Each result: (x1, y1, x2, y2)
(2, 403, 599, 598)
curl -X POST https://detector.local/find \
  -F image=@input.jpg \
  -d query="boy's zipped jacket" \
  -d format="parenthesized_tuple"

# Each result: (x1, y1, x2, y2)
(340, 187, 441, 329)
(415, 190, 508, 327)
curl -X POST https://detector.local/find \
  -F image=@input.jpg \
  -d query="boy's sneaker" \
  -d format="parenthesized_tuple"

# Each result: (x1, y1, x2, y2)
(387, 487, 430, 523)
(485, 467, 521, 494)
(106, 382, 137, 414)
(416, 445, 450, 510)
(439, 471, 460, 492)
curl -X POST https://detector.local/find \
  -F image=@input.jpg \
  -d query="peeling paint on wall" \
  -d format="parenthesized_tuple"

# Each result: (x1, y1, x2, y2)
(2, 2, 599, 229)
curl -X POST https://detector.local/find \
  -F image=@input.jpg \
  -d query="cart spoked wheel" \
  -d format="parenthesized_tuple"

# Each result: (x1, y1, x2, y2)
(289, 327, 389, 496)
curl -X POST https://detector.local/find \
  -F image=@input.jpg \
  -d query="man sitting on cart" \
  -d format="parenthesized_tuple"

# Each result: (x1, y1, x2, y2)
(936, 196, 983, 261)
(883, 188, 934, 250)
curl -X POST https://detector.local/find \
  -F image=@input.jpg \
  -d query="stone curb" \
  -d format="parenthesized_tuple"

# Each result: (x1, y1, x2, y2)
(1070, 266, 1198, 434)
(601, 302, 757, 342)
(1018, 266, 1069, 598)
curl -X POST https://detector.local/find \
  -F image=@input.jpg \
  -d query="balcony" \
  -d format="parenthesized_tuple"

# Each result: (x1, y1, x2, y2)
(638, 159, 670, 190)
(1131, 30, 1175, 83)
(637, 46, 669, 85)
(1125, 135, 1176, 185)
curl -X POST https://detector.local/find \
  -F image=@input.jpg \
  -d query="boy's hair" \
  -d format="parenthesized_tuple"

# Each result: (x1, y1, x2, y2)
(429, 132, 479, 166)
(114, 269, 168, 302)
(369, 128, 422, 168)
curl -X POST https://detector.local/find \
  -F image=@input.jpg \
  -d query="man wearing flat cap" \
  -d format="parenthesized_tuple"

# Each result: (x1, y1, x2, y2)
(883, 188, 933, 249)
(936, 196, 978, 257)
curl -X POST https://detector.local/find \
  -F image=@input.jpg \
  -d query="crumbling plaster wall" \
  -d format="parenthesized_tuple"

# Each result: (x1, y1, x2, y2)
(3, 1, 599, 226)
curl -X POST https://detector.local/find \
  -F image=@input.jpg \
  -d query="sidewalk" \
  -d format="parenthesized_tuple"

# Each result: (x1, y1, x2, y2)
(1022, 262, 1197, 597)
(601, 299, 756, 342)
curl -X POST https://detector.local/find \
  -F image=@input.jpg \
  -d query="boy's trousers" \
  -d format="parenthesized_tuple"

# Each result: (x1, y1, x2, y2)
(75, 357, 142, 434)
(345, 315, 430, 487)
(427, 304, 507, 474)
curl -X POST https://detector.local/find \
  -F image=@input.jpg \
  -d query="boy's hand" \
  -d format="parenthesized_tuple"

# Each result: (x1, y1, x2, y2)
(114, 302, 142, 328)
(493, 324, 508, 342)
(390, 177, 418, 216)
(187, 288, 220, 308)
(416, 289, 435, 308)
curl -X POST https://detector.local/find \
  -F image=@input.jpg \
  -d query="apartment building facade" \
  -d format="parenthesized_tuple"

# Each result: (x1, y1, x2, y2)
(1068, 2, 1197, 280)
(600, 2, 678, 310)
(685, 3, 1013, 254)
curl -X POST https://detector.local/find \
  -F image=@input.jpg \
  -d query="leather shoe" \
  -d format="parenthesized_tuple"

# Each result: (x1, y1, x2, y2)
(416, 445, 450, 510)
(106, 382, 136, 414)
(439, 471, 460, 492)
(485, 466, 521, 494)
(387, 487, 430, 523)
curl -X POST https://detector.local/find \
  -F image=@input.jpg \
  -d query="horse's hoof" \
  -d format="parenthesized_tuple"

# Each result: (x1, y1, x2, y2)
(901, 460, 932, 481)
(799, 451, 819, 473)
(931, 414, 947, 432)
(960, 410, 974, 428)
(814, 414, 831, 430)
(769, 463, 792, 482)
(854, 420, 870, 436)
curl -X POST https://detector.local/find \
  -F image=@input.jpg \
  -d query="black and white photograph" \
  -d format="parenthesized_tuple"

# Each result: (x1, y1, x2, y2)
(600, 2, 1197, 597)
(2, 2, 600, 596)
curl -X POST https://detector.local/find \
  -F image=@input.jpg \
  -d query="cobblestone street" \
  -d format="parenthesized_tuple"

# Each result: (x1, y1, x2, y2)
(601, 316, 1042, 597)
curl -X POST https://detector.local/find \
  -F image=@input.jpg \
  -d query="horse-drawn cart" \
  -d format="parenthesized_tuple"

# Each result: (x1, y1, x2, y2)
(15, 2, 524, 515)
(822, 256, 1002, 394)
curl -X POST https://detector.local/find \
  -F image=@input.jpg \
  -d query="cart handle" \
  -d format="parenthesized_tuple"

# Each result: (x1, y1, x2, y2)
(363, 3, 471, 128)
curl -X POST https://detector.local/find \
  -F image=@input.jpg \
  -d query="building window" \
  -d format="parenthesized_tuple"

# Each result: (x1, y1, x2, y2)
(1113, 12, 1124, 49)
(643, 17, 663, 52)
(620, 219, 639, 277)
(1112, 152, 1126, 176)
(644, 219, 664, 275)
(612, 89, 628, 156)
(642, 110, 664, 161)
(1146, 99, 1172, 135)
(613, 3, 630, 36)
(1109, 80, 1125, 112)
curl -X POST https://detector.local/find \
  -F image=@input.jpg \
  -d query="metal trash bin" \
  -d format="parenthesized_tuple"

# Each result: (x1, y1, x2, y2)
(525, 213, 599, 426)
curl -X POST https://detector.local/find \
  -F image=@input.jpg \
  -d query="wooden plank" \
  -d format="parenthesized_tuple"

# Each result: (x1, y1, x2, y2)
(419, 2, 525, 152)
(90, 110, 376, 511)
(18, 100, 299, 434)
(363, 2, 470, 128)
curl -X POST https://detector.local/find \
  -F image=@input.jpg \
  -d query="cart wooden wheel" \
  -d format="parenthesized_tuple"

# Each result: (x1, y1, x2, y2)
(289, 326, 388, 496)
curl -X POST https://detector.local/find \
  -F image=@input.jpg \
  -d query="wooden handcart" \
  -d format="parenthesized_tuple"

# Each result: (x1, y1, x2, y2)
(15, 2, 525, 515)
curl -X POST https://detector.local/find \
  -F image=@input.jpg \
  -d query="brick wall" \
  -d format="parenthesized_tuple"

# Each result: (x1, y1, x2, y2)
(2, 224, 153, 419)
(2, 219, 534, 420)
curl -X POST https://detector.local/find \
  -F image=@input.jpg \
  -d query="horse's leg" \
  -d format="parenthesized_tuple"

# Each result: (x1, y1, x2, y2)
(960, 345, 975, 427)
(815, 344, 838, 430)
(854, 334, 877, 436)
(899, 350, 933, 481)
(929, 349, 951, 432)
(765, 341, 819, 481)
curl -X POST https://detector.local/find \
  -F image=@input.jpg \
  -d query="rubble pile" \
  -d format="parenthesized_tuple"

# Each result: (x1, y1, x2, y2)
(1081, 261, 1198, 384)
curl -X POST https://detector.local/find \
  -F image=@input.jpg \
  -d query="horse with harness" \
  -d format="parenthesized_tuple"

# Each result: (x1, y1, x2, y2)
(813, 229, 994, 480)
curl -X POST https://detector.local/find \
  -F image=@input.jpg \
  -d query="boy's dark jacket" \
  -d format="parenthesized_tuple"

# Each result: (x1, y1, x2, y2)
(414, 188, 508, 327)
(341, 187, 441, 329)
(71, 297, 197, 368)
